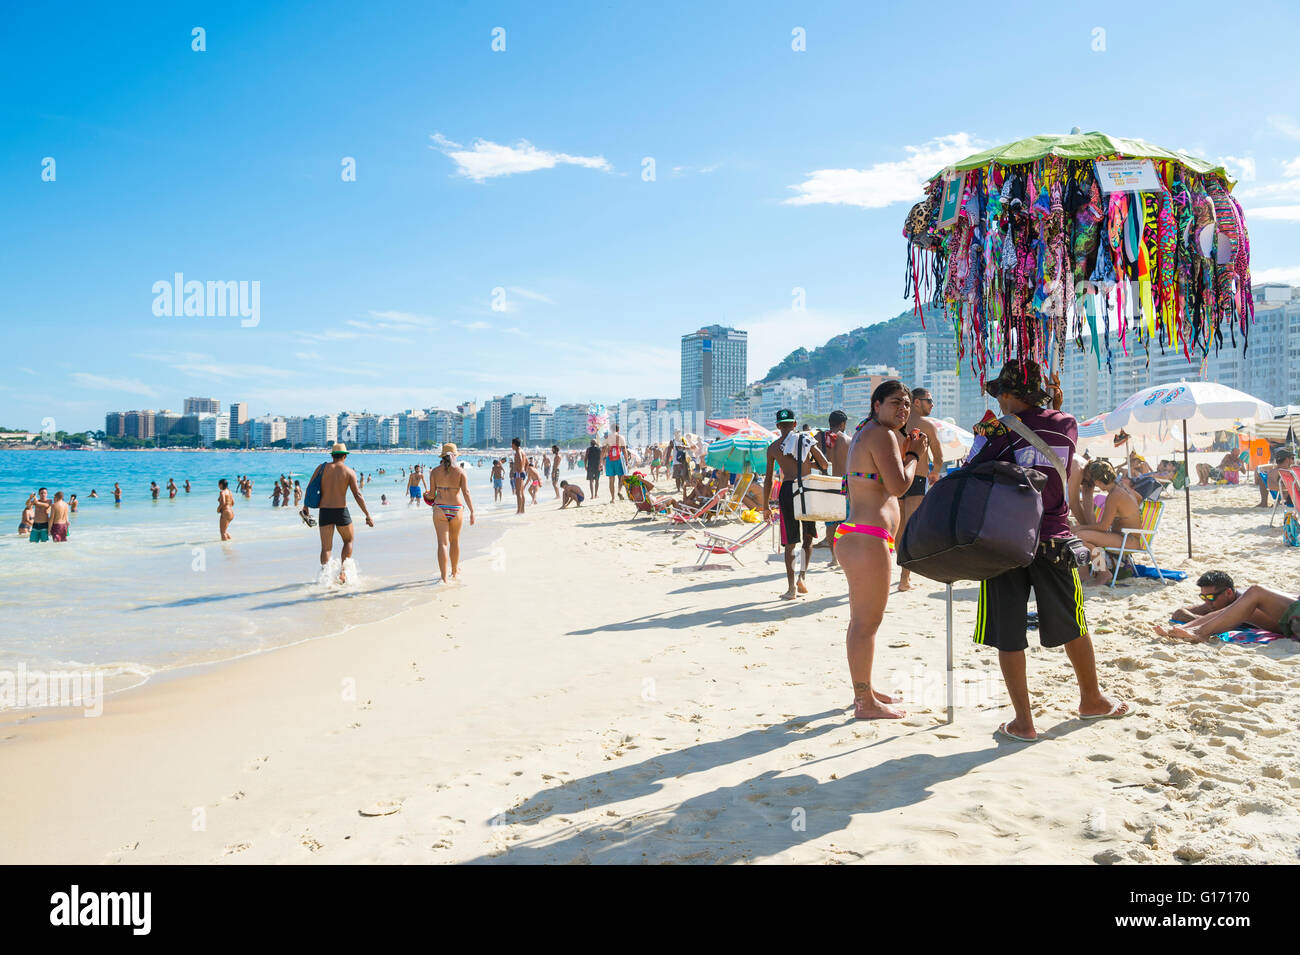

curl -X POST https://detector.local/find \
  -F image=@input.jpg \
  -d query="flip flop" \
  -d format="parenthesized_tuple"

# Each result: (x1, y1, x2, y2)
(299, 509, 316, 528)
(997, 722, 1037, 742)
(1081, 701, 1131, 721)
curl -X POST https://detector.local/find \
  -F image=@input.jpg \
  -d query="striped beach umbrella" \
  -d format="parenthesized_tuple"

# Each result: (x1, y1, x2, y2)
(705, 436, 768, 474)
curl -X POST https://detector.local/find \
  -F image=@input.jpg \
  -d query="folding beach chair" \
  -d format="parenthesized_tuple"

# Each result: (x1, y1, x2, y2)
(664, 487, 729, 532)
(693, 516, 772, 568)
(1270, 467, 1300, 527)
(715, 472, 755, 520)
(1103, 499, 1168, 588)
(625, 481, 673, 519)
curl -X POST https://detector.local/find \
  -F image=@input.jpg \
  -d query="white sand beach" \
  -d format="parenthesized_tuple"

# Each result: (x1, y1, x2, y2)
(1, 480, 1297, 865)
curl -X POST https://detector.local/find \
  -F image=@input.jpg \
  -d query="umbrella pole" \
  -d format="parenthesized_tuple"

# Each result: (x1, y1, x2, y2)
(945, 583, 954, 724)
(1183, 420, 1192, 559)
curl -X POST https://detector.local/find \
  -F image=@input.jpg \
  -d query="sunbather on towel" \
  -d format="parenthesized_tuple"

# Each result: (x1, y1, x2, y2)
(1169, 570, 1239, 623)
(1154, 584, 1300, 642)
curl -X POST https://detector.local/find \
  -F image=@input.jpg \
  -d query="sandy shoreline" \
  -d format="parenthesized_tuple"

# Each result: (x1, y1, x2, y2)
(1, 482, 1296, 864)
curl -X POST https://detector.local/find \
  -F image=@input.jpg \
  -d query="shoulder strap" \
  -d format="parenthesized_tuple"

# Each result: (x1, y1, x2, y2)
(1001, 414, 1069, 487)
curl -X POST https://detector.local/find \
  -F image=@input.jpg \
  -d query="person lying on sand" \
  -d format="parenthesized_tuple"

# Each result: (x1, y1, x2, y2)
(1169, 570, 1239, 623)
(1153, 585, 1300, 642)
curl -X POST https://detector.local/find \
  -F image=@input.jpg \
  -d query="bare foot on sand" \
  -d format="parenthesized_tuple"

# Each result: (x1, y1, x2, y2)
(1153, 623, 1199, 641)
(854, 697, 905, 720)
(796, 578, 808, 595)
(779, 588, 797, 600)
(897, 575, 912, 592)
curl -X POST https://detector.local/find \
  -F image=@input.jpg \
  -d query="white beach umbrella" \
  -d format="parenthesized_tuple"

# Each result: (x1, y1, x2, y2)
(924, 416, 974, 461)
(1103, 381, 1273, 558)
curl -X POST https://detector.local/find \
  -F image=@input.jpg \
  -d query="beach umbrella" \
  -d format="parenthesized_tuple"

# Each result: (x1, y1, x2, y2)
(705, 417, 775, 438)
(1103, 381, 1273, 557)
(924, 416, 973, 461)
(903, 131, 1255, 384)
(705, 436, 768, 474)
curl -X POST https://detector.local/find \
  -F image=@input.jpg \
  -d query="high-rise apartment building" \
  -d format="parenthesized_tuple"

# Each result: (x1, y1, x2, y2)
(681, 325, 747, 420)
(183, 397, 221, 415)
(197, 412, 230, 445)
(1057, 284, 1300, 421)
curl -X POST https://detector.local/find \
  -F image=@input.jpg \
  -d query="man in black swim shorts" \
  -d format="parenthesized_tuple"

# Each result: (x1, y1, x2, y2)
(306, 443, 373, 585)
(762, 409, 829, 600)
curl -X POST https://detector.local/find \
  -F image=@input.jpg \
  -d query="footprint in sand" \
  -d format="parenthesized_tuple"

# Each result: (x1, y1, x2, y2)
(245, 755, 269, 772)
(222, 842, 252, 856)
(358, 800, 403, 817)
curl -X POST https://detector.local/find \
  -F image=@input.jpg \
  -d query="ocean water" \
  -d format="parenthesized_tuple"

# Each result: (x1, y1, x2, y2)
(0, 449, 572, 700)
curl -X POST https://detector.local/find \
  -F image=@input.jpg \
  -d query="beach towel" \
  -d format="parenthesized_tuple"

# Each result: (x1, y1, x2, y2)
(1131, 564, 1186, 581)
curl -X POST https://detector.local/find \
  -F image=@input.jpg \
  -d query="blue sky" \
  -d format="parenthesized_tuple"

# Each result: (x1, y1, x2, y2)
(4, 0, 1300, 431)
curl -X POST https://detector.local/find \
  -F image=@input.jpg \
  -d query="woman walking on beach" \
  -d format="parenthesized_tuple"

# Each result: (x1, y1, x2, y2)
(217, 479, 235, 540)
(837, 380, 928, 720)
(425, 443, 475, 583)
(551, 445, 562, 499)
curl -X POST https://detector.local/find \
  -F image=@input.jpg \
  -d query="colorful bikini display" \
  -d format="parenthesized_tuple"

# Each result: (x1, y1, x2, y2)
(902, 132, 1256, 384)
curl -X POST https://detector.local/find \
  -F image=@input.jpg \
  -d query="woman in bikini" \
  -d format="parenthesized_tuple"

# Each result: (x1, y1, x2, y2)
(217, 479, 235, 541)
(837, 380, 928, 721)
(1071, 460, 1142, 570)
(424, 443, 475, 584)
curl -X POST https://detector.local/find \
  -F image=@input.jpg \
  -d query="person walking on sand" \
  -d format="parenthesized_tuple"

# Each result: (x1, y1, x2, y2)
(584, 439, 602, 500)
(217, 478, 235, 540)
(550, 444, 562, 499)
(48, 492, 70, 542)
(896, 388, 943, 592)
(491, 458, 505, 502)
(525, 458, 542, 505)
(968, 360, 1128, 741)
(604, 426, 628, 501)
(305, 443, 374, 584)
(511, 437, 527, 515)
(425, 443, 475, 584)
(838, 381, 927, 719)
(762, 409, 829, 600)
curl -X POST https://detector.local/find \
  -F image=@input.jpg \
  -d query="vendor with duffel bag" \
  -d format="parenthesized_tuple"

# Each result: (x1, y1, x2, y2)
(959, 360, 1129, 741)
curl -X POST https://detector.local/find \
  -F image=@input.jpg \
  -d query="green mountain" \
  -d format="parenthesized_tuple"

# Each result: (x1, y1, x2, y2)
(761, 307, 943, 384)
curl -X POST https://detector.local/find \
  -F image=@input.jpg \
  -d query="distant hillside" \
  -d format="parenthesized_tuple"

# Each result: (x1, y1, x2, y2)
(762, 307, 942, 384)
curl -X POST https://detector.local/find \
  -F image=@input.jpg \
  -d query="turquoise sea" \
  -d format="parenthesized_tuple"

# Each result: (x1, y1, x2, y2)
(0, 449, 572, 701)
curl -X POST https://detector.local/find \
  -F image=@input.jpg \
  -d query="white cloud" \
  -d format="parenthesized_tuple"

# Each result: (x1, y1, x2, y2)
(454, 320, 491, 331)
(1282, 157, 1300, 178)
(1251, 265, 1300, 284)
(1247, 205, 1300, 221)
(506, 287, 554, 304)
(1219, 155, 1256, 182)
(1236, 179, 1300, 201)
(1267, 115, 1300, 141)
(70, 373, 159, 398)
(294, 351, 322, 361)
(366, 310, 435, 327)
(430, 133, 612, 182)
(171, 362, 298, 380)
(783, 133, 982, 209)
